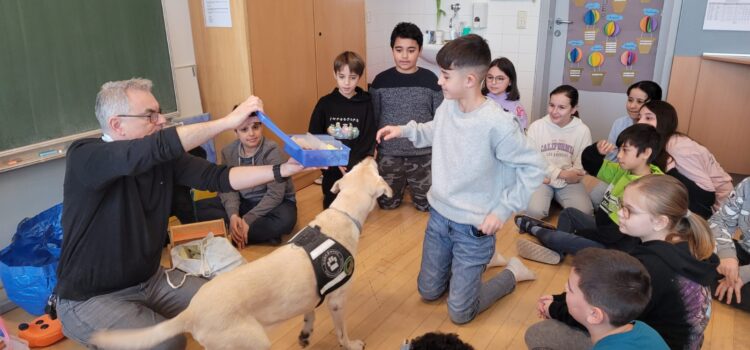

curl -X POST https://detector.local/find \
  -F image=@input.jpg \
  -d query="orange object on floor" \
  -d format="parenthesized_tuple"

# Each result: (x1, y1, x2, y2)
(17, 314, 64, 347)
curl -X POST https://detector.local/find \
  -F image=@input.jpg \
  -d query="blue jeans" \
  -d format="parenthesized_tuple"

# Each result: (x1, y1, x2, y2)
(417, 208, 499, 324)
(533, 207, 604, 255)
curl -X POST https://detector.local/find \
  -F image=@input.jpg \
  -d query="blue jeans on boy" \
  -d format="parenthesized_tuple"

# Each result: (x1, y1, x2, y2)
(533, 207, 605, 255)
(418, 208, 504, 324)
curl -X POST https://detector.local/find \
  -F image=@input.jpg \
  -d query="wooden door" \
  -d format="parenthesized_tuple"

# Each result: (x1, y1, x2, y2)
(246, 0, 322, 188)
(313, 0, 367, 98)
(246, 0, 319, 136)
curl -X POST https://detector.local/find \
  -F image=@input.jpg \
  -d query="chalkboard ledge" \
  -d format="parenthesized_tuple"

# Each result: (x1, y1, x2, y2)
(0, 112, 182, 173)
(0, 129, 101, 174)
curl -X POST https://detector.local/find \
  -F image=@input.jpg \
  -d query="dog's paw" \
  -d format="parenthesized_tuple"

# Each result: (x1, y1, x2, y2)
(343, 339, 365, 350)
(298, 331, 311, 347)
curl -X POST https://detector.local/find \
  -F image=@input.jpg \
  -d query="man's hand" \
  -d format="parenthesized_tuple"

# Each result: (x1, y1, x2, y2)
(226, 96, 263, 130)
(596, 140, 616, 156)
(375, 126, 402, 143)
(479, 213, 504, 235)
(715, 277, 743, 305)
(537, 295, 553, 319)
(559, 169, 586, 184)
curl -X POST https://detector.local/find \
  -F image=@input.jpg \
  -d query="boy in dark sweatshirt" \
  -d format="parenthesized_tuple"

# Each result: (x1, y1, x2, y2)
(309, 51, 376, 208)
(370, 22, 443, 211)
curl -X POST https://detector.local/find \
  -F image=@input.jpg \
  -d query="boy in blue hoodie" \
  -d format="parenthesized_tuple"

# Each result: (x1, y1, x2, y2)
(376, 34, 545, 324)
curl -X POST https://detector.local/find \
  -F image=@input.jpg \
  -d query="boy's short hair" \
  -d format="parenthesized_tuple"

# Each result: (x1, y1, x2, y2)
(333, 51, 365, 76)
(573, 248, 652, 327)
(390, 22, 423, 48)
(408, 332, 474, 350)
(436, 34, 491, 76)
(616, 123, 662, 164)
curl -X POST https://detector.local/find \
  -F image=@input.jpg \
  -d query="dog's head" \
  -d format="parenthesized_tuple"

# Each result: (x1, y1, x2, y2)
(331, 157, 392, 206)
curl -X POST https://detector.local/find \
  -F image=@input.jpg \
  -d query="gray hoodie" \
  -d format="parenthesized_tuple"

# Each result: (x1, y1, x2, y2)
(219, 138, 295, 226)
(400, 98, 546, 226)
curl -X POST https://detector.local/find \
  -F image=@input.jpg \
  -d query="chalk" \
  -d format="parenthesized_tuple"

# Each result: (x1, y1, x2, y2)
(38, 149, 61, 157)
(6, 158, 22, 166)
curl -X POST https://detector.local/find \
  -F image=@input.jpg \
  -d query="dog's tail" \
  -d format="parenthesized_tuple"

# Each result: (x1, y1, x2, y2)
(89, 312, 188, 349)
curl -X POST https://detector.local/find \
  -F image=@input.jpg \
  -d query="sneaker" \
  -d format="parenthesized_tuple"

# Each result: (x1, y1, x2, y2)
(313, 175, 323, 185)
(514, 214, 556, 234)
(516, 239, 562, 265)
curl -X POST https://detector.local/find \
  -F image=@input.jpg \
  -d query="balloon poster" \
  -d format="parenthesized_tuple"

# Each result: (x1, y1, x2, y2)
(564, 0, 664, 92)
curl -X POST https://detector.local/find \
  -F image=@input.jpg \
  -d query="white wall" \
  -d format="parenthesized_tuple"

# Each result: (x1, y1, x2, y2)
(365, 0, 542, 114)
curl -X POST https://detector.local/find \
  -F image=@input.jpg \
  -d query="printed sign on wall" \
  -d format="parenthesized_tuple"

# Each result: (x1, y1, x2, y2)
(563, 0, 664, 92)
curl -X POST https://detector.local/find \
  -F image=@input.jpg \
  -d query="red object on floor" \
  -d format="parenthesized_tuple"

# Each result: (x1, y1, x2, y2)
(17, 314, 64, 348)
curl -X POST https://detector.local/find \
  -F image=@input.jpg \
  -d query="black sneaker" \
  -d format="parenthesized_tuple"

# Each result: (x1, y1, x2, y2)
(514, 215, 556, 234)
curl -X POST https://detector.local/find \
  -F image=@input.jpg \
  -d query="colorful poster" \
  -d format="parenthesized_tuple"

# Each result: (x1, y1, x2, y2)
(563, 0, 664, 92)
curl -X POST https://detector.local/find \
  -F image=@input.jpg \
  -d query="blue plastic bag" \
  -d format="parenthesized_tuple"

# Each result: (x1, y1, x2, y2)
(0, 204, 63, 315)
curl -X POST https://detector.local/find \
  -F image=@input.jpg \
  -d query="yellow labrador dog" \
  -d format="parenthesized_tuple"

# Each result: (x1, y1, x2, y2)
(91, 157, 391, 350)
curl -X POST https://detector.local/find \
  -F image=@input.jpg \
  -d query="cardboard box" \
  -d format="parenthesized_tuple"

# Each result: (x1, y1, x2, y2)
(167, 219, 228, 268)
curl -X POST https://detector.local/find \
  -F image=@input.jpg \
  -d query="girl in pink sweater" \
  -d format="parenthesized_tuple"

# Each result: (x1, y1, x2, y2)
(638, 100, 733, 211)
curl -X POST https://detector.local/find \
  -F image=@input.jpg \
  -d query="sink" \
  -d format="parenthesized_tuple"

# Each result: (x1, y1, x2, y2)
(419, 43, 444, 76)
(419, 43, 444, 65)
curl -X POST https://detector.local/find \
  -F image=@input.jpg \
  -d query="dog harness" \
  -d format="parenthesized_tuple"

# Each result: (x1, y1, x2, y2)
(288, 225, 355, 306)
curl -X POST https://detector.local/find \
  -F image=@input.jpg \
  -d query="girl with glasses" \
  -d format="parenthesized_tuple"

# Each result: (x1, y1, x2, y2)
(482, 57, 527, 130)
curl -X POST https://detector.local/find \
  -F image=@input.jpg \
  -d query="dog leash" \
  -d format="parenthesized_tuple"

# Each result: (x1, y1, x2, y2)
(327, 207, 362, 233)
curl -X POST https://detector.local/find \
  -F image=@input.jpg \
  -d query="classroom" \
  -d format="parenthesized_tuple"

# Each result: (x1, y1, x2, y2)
(0, 0, 749, 349)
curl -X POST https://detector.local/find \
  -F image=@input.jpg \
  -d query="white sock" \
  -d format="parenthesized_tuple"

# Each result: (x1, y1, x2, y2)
(506, 257, 536, 282)
(487, 252, 508, 268)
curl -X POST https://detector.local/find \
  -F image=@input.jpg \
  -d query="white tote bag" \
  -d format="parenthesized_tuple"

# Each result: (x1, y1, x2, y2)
(165, 233, 246, 288)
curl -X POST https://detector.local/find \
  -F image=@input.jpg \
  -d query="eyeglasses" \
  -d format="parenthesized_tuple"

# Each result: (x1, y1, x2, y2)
(485, 75, 507, 84)
(117, 110, 162, 124)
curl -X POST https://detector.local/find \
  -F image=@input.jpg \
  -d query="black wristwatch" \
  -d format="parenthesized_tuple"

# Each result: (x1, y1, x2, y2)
(273, 164, 288, 183)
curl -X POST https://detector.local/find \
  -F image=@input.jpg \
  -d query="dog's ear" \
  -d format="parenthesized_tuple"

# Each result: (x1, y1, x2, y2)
(377, 178, 393, 198)
(331, 179, 342, 194)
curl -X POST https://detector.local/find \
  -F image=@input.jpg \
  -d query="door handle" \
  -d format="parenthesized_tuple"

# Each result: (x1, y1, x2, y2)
(555, 18, 574, 25)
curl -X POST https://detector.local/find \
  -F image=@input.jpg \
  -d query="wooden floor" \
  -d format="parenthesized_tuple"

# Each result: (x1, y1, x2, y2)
(3, 183, 750, 349)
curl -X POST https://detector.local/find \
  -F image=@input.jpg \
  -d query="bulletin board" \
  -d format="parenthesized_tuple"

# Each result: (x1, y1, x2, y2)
(563, 0, 665, 92)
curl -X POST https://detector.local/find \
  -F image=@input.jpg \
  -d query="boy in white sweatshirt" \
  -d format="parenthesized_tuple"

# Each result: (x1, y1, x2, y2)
(526, 85, 593, 219)
(376, 34, 546, 324)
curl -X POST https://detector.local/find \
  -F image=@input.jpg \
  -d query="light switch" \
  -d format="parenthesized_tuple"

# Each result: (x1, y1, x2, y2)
(517, 10, 527, 29)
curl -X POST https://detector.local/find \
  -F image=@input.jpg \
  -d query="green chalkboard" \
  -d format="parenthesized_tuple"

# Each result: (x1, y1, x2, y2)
(0, 0, 176, 152)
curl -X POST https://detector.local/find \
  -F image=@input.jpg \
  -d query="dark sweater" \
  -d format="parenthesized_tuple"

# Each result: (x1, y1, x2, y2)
(549, 241, 719, 350)
(56, 128, 233, 300)
(370, 67, 442, 156)
(309, 87, 376, 168)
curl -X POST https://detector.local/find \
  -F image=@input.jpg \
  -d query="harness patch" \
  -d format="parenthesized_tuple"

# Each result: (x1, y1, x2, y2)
(288, 226, 355, 306)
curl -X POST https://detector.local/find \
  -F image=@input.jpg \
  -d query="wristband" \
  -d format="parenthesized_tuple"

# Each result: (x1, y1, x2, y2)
(273, 164, 288, 183)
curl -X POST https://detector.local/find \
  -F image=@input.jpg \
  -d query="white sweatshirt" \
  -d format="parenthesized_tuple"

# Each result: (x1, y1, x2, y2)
(526, 115, 592, 189)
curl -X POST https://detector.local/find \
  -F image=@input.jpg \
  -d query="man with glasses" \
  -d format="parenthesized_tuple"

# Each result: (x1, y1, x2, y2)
(54, 78, 312, 349)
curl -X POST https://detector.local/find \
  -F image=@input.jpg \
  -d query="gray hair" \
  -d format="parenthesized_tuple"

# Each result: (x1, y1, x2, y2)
(94, 78, 153, 132)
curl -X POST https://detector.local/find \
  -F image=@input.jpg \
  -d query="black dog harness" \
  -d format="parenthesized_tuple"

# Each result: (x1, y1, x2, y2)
(288, 224, 355, 306)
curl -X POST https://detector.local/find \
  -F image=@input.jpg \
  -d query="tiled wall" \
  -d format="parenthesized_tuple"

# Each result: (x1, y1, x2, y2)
(365, 0, 542, 114)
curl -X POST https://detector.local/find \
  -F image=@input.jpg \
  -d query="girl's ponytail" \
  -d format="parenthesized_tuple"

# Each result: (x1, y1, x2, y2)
(670, 211, 715, 261)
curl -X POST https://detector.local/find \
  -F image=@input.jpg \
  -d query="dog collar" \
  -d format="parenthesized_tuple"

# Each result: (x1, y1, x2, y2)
(328, 207, 362, 233)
